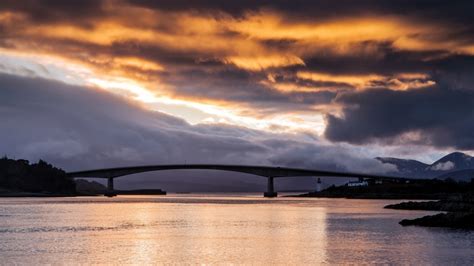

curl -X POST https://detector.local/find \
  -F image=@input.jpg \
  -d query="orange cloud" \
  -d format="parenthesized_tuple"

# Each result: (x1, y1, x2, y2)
(224, 55, 304, 71)
(5, 6, 473, 78)
(0, 3, 468, 135)
(296, 71, 435, 91)
(227, 12, 474, 56)
(297, 71, 386, 88)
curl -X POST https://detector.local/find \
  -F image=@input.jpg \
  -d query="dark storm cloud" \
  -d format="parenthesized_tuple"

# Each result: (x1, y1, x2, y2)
(301, 44, 435, 76)
(128, 0, 474, 23)
(325, 86, 474, 149)
(4, 0, 472, 22)
(431, 55, 474, 91)
(0, 0, 105, 24)
(324, 51, 474, 149)
(0, 73, 395, 190)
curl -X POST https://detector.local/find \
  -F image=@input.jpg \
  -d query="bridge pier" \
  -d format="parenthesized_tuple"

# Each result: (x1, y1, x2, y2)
(264, 177, 278, 198)
(104, 177, 117, 197)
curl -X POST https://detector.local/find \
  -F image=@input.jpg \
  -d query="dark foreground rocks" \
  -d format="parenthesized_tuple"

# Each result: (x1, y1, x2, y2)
(400, 212, 474, 229)
(385, 200, 474, 212)
(385, 193, 474, 229)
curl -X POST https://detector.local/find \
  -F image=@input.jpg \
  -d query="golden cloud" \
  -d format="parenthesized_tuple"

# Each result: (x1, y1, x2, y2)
(297, 71, 386, 88)
(296, 71, 435, 91)
(224, 55, 304, 71)
(0, 3, 468, 134)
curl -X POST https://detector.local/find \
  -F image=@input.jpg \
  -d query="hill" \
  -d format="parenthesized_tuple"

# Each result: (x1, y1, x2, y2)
(0, 157, 76, 195)
(377, 152, 474, 181)
(75, 179, 106, 195)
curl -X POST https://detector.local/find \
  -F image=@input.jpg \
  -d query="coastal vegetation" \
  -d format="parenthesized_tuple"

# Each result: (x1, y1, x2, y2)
(0, 157, 166, 196)
(0, 157, 76, 195)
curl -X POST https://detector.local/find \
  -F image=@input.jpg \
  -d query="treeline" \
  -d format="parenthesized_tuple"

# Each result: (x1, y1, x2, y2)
(0, 157, 76, 194)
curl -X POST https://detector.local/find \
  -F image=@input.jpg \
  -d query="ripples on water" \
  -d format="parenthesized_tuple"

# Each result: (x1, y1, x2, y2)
(0, 195, 473, 264)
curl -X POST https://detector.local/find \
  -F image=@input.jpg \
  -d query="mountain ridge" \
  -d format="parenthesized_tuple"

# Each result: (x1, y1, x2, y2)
(376, 152, 474, 181)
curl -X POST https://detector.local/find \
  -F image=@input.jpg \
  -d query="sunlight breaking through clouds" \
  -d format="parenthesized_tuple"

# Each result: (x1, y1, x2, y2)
(0, 0, 473, 152)
(0, 50, 326, 134)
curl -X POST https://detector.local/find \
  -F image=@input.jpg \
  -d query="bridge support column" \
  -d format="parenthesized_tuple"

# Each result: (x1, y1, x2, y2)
(104, 177, 117, 197)
(264, 177, 278, 198)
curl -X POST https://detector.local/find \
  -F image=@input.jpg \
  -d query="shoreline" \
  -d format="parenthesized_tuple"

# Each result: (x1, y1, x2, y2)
(384, 194, 474, 229)
(0, 190, 167, 197)
(0, 192, 99, 197)
(290, 192, 446, 200)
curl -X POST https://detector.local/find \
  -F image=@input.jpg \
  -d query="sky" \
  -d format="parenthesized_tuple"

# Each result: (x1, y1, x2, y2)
(1, 0, 473, 191)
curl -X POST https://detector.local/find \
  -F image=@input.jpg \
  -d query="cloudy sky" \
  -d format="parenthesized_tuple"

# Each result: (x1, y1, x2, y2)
(1, 0, 473, 190)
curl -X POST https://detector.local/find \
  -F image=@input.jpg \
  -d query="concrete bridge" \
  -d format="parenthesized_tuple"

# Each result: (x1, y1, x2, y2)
(66, 164, 409, 197)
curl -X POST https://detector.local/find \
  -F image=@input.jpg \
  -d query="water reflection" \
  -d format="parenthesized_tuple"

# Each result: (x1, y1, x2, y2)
(0, 196, 472, 264)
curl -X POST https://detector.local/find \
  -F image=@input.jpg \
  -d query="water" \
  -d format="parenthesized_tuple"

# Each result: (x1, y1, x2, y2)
(0, 195, 473, 265)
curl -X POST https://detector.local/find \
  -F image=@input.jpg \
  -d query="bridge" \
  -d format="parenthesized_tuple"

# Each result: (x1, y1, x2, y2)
(67, 164, 410, 197)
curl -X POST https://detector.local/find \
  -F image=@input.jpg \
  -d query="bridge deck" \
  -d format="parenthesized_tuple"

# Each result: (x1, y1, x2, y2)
(67, 164, 408, 180)
(66, 164, 410, 198)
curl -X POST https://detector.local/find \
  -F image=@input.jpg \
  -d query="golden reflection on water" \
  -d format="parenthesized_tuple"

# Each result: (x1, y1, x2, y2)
(0, 196, 473, 264)
(100, 200, 329, 264)
(72, 196, 327, 264)
(129, 205, 160, 265)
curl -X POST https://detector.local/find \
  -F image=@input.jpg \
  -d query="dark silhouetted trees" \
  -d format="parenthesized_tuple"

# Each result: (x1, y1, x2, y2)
(0, 157, 76, 194)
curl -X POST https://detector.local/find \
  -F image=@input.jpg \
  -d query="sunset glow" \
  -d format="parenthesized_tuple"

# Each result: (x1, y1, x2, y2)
(1, 0, 474, 159)
(0, 1, 471, 136)
(1, 2, 474, 264)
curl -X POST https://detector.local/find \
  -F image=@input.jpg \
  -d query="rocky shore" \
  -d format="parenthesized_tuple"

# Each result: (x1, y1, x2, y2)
(385, 193, 474, 229)
(398, 212, 474, 229)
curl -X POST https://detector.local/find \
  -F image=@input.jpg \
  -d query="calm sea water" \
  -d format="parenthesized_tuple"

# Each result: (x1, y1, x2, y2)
(0, 194, 473, 265)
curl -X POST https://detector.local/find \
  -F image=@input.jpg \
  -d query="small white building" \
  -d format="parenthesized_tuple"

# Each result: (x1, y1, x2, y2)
(347, 180, 369, 187)
(316, 178, 322, 192)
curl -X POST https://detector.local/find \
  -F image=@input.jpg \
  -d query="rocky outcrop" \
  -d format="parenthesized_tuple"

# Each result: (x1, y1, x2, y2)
(385, 193, 474, 229)
(385, 200, 474, 212)
(399, 212, 474, 229)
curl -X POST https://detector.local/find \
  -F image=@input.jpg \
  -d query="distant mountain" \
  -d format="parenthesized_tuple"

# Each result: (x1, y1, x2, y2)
(430, 152, 474, 170)
(375, 157, 429, 177)
(376, 152, 474, 181)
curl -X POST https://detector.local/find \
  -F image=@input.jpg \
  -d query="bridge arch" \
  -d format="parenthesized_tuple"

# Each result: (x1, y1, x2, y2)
(67, 164, 406, 198)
